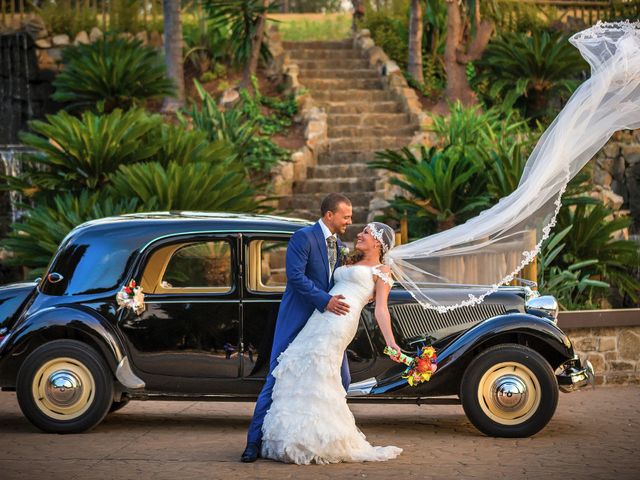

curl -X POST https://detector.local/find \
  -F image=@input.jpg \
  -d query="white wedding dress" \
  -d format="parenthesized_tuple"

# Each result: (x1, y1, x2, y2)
(261, 264, 402, 464)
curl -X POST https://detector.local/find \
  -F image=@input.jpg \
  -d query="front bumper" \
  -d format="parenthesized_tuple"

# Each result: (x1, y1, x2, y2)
(556, 356, 595, 393)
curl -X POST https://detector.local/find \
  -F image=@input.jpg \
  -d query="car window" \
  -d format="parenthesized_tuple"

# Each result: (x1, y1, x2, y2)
(247, 239, 288, 292)
(155, 240, 232, 292)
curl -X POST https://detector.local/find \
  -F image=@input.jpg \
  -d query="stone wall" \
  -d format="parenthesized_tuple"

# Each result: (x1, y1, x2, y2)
(592, 129, 640, 235)
(565, 326, 640, 386)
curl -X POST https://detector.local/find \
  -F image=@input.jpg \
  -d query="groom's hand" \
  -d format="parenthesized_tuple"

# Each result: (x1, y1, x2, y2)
(326, 295, 350, 315)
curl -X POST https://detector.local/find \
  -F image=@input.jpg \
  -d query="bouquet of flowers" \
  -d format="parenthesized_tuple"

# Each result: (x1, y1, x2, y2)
(116, 279, 145, 315)
(384, 345, 437, 386)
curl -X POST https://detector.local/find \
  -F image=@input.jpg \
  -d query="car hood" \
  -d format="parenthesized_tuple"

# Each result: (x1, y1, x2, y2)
(0, 282, 37, 334)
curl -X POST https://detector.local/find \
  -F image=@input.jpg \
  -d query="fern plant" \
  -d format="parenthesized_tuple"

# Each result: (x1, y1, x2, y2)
(370, 146, 491, 234)
(52, 37, 176, 111)
(475, 31, 587, 120)
(0, 191, 141, 275)
(108, 161, 260, 212)
(10, 109, 161, 197)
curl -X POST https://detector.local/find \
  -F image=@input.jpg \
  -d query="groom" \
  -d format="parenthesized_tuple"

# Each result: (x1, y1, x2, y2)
(241, 193, 353, 462)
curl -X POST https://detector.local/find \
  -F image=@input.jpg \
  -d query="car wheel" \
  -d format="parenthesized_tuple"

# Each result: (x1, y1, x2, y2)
(460, 343, 558, 438)
(108, 397, 130, 414)
(16, 339, 114, 433)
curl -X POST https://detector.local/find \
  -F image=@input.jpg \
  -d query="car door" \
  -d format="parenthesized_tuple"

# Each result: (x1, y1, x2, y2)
(120, 234, 241, 382)
(240, 233, 376, 393)
(240, 234, 289, 391)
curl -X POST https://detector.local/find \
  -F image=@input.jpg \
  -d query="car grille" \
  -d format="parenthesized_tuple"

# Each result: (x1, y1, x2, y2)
(391, 303, 507, 339)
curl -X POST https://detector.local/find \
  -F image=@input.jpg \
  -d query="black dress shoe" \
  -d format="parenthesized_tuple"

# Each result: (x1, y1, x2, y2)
(240, 443, 260, 463)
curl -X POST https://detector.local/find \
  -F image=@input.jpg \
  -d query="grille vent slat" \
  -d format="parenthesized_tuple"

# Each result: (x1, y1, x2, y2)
(391, 303, 507, 339)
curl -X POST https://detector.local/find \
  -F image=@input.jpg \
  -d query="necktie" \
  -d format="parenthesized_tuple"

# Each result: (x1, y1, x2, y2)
(326, 236, 337, 275)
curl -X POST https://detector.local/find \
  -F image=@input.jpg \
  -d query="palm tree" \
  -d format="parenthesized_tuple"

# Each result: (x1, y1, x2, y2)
(242, 0, 270, 89)
(163, 0, 185, 112)
(407, 0, 424, 84)
(443, 0, 493, 106)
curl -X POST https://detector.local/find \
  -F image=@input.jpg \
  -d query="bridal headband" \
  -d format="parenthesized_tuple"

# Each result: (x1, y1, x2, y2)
(367, 222, 394, 255)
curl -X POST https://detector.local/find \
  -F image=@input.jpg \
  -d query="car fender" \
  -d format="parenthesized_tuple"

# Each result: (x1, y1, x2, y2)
(372, 313, 574, 395)
(0, 306, 128, 386)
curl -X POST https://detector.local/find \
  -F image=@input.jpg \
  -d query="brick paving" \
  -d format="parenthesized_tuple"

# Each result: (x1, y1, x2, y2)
(0, 387, 638, 480)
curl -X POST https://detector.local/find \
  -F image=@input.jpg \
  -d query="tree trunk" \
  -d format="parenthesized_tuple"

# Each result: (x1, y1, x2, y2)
(443, 0, 476, 106)
(241, 0, 270, 90)
(407, 0, 424, 84)
(162, 0, 185, 112)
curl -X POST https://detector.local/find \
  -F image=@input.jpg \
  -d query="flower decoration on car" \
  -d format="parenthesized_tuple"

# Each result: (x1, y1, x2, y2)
(116, 279, 145, 315)
(384, 345, 437, 386)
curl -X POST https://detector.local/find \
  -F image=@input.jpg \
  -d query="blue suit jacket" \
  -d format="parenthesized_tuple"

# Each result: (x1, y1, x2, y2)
(269, 221, 344, 367)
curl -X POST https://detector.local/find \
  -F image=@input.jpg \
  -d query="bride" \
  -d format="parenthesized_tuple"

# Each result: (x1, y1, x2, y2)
(260, 222, 403, 464)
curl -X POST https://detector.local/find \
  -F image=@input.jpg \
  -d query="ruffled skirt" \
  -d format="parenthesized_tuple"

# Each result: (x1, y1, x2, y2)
(260, 314, 402, 465)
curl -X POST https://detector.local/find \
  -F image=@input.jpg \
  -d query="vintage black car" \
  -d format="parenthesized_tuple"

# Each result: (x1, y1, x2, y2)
(0, 213, 593, 436)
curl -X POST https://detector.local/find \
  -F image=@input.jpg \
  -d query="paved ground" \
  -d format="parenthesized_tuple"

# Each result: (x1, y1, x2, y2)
(1, 387, 639, 480)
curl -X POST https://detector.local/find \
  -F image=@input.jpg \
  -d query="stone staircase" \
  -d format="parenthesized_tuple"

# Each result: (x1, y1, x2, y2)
(279, 40, 418, 241)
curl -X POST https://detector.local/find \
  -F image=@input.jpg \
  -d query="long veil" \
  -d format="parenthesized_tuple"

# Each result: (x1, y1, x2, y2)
(386, 21, 640, 313)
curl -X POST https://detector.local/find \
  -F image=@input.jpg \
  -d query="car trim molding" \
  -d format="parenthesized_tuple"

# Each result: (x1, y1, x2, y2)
(139, 230, 295, 253)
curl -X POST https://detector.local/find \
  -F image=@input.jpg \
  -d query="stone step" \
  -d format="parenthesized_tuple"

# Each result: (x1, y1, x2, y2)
(322, 101, 404, 114)
(293, 177, 378, 194)
(328, 112, 411, 127)
(279, 192, 373, 210)
(304, 78, 384, 91)
(312, 89, 392, 102)
(292, 207, 371, 224)
(328, 136, 413, 152)
(300, 69, 379, 79)
(307, 162, 373, 179)
(289, 49, 362, 60)
(283, 40, 352, 50)
(329, 124, 417, 138)
(296, 58, 370, 70)
(317, 150, 379, 164)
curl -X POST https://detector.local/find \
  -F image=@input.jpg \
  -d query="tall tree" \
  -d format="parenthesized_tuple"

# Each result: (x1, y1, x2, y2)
(407, 0, 424, 84)
(241, 0, 270, 89)
(162, 0, 185, 112)
(443, 0, 493, 106)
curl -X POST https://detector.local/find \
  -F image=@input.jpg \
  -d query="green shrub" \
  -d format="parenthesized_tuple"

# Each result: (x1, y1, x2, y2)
(108, 0, 144, 34)
(52, 37, 175, 111)
(203, 0, 275, 68)
(108, 160, 259, 212)
(38, 2, 98, 38)
(13, 108, 161, 196)
(0, 191, 141, 275)
(183, 15, 230, 74)
(183, 80, 294, 175)
(361, 10, 408, 69)
(370, 145, 491, 235)
(474, 31, 587, 120)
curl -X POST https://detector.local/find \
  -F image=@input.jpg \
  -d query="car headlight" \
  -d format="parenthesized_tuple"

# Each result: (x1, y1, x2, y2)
(525, 295, 559, 322)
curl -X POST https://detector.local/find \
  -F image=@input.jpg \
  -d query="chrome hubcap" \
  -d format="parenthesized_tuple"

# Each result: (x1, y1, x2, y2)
(477, 361, 541, 426)
(492, 374, 528, 411)
(45, 370, 83, 407)
(32, 357, 95, 420)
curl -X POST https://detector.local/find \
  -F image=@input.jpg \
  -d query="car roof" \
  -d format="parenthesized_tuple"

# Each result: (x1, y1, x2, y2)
(78, 211, 313, 232)
(62, 212, 313, 252)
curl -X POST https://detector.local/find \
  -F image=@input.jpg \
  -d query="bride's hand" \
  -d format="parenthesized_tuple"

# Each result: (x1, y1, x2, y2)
(386, 342, 403, 362)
